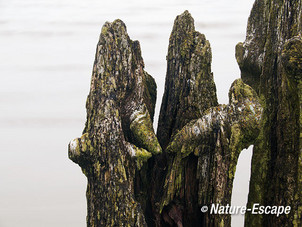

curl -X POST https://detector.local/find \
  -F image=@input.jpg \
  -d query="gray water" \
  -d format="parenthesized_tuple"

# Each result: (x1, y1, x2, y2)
(0, 0, 255, 226)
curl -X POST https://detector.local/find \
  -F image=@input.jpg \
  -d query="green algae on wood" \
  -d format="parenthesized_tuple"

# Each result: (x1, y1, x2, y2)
(236, 1, 302, 226)
(67, 6, 302, 227)
(160, 79, 262, 226)
(68, 19, 161, 226)
(149, 11, 218, 226)
(157, 10, 218, 150)
(150, 10, 262, 227)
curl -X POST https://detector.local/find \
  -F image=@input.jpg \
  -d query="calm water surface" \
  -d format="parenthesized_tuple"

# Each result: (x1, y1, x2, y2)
(0, 0, 254, 226)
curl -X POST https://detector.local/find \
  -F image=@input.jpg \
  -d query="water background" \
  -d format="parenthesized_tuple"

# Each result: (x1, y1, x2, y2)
(0, 0, 254, 226)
